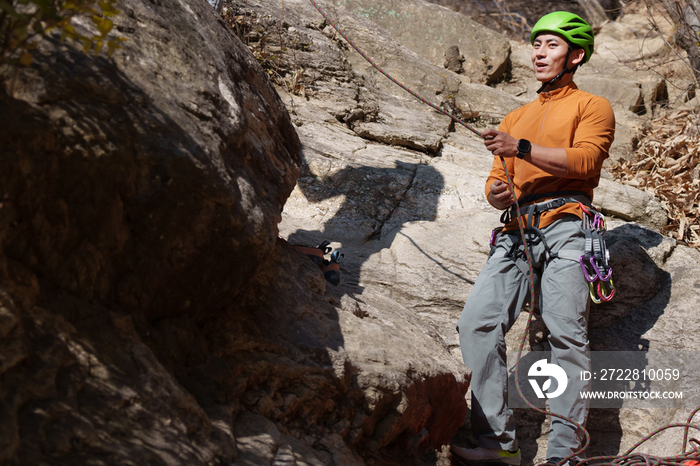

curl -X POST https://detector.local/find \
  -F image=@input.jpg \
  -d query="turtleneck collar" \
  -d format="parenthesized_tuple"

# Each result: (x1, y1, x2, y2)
(538, 82, 579, 102)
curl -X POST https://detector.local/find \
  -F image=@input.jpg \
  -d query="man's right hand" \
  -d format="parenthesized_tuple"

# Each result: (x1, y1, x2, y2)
(488, 180, 515, 210)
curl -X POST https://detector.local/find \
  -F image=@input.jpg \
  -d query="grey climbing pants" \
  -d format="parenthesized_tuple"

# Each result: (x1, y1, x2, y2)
(456, 216, 591, 458)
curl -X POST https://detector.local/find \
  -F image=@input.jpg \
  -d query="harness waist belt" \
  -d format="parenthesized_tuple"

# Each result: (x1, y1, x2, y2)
(500, 191, 592, 228)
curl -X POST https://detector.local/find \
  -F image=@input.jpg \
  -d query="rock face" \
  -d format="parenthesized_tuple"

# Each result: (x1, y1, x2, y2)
(593, 179, 667, 230)
(2, 0, 699, 464)
(247, 0, 699, 463)
(1, 0, 300, 323)
(327, 0, 511, 84)
(0, 0, 300, 460)
(0, 294, 238, 465)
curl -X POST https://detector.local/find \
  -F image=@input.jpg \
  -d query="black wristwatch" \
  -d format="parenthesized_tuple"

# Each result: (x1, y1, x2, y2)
(517, 139, 531, 159)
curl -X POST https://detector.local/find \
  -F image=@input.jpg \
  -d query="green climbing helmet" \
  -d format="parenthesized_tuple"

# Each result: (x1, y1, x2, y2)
(530, 11, 594, 64)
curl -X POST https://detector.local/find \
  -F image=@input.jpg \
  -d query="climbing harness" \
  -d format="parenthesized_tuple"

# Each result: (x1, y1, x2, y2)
(494, 190, 615, 305)
(499, 191, 591, 226)
(302, 1, 700, 464)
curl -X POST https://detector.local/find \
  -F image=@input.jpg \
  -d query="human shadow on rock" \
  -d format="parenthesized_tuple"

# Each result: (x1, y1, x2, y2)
(287, 157, 467, 300)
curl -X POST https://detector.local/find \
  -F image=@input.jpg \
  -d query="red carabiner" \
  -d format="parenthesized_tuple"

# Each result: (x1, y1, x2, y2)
(578, 201, 593, 218)
(597, 279, 615, 302)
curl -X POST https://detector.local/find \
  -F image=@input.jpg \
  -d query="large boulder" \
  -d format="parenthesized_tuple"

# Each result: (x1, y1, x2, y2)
(0, 0, 300, 461)
(2, 0, 475, 463)
(593, 178, 668, 230)
(1, 0, 301, 322)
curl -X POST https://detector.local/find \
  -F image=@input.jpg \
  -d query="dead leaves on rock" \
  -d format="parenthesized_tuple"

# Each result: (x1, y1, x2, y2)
(610, 110, 700, 248)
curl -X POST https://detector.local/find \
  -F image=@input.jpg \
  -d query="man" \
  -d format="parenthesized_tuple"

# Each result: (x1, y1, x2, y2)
(452, 11, 615, 466)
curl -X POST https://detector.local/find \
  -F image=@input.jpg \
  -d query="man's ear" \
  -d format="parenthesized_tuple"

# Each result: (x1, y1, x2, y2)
(570, 48, 586, 66)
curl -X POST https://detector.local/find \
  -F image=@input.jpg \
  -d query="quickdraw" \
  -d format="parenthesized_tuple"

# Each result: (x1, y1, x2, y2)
(578, 202, 615, 303)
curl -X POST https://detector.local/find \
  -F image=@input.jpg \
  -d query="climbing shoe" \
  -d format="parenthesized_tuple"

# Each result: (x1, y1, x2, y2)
(294, 240, 332, 267)
(450, 445, 521, 466)
(320, 249, 343, 286)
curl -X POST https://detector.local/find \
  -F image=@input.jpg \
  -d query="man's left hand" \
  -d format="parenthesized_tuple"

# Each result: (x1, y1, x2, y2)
(483, 128, 518, 158)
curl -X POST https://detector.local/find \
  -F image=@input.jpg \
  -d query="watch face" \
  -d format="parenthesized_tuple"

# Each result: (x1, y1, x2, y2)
(517, 139, 530, 159)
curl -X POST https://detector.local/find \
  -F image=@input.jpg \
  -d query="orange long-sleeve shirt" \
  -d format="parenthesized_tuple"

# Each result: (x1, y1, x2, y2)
(485, 82, 616, 230)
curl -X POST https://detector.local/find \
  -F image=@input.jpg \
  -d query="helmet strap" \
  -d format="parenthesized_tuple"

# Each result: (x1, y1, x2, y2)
(536, 46, 579, 94)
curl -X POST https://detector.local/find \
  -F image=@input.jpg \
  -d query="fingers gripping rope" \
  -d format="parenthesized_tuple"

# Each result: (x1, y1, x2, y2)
(303, 1, 700, 464)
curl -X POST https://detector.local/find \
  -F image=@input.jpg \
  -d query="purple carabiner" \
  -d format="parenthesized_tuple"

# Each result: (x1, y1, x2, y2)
(580, 256, 598, 282)
(589, 257, 613, 282)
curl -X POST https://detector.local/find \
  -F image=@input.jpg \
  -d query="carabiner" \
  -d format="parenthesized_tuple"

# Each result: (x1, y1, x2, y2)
(580, 256, 598, 282)
(589, 281, 602, 304)
(593, 215, 602, 230)
(589, 257, 613, 282)
(597, 279, 615, 302)
(490, 228, 499, 247)
(578, 201, 592, 218)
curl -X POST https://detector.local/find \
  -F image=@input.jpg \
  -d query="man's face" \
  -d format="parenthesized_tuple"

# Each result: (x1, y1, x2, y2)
(531, 33, 571, 83)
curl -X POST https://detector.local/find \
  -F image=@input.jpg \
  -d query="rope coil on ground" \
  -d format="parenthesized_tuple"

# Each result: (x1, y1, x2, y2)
(303, 1, 700, 464)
